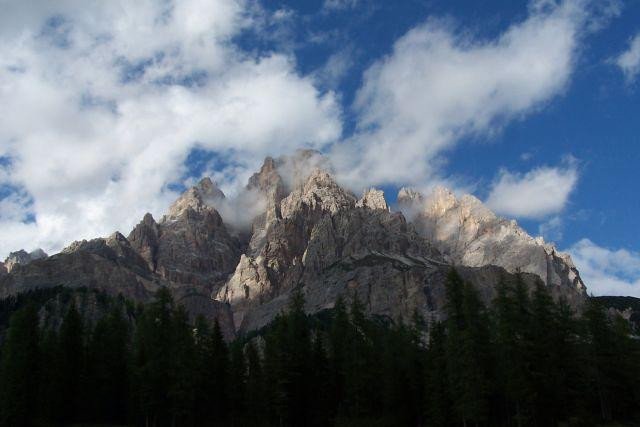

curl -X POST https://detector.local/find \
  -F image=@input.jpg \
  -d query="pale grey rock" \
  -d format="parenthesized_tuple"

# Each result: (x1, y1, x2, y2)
(398, 186, 586, 295)
(356, 188, 389, 211)
(29, 248, 48, 260)
(128, 181, 243, 289)
(167, 177, 225, 219)
(215, 157, 588, 334)
(217, 169, 451, 332)
(280, 169, 356, 219)
(4, 248, 48, 272)
(127, 213, 160, 271)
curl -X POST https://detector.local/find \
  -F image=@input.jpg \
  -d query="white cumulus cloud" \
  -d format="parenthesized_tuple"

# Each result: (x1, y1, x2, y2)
(568, 239, 640, 297)
(614, 32, 640, 82)
(0, 0, 342, 258)
(0, 0, 620, 259)
(485, 163, 578, 219)
(331, 0, 601, 189)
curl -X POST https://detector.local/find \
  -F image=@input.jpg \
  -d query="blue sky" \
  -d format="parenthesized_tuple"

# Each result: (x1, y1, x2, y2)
(0, 0, 639, 295)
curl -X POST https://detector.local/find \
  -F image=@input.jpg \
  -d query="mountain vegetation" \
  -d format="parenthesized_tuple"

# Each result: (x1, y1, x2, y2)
(1, 269, 638, 427)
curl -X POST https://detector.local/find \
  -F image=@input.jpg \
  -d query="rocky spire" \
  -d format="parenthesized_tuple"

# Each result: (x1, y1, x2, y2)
(356, 188, 389, 211)
(167, 177, 225, 219)
(4, 248, 48, 272)
(127, 213, 160, 272)
(280, 169, 356, 218)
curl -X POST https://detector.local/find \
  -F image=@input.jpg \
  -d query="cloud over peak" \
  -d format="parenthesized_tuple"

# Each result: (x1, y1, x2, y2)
(485, 161, 579, 220)
(332, 0, 593, 189)
(0, 0, 620, 260)
(0, 0, 342, 258)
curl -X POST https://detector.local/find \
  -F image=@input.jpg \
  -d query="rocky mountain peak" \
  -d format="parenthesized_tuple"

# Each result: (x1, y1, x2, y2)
(248, 156, 282, 192)
(166, 177, 225, 219)
(1, 150, 590, 339)
(356, 188, 389, 211)
(399, 186, 586, 293)
(280, 169, 356, 218)
(397, 187, 424, 204)
(4, 248, 48, 272)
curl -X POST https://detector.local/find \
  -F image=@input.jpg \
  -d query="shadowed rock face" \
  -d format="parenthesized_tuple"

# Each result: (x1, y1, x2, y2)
(0, 152, 588, 338)
(0, 179, 239, 339)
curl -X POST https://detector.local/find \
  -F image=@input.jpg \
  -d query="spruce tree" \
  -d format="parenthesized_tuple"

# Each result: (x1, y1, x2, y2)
(445, 268, 490, 426)
(424, 322, 450, 427)
(56, 300, 85, 425)
(0, 304, 41, 427)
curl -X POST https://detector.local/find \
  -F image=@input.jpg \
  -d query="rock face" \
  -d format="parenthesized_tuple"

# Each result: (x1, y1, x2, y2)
(4, 248, 48, 272)
(398, 186, 586, 295)
(0, 152, 589, 338)
(215, 154, 586, 333)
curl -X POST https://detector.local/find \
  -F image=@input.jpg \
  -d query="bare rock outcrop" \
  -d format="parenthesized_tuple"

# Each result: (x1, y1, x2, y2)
(128, 178, 243, 289)
(4, 248, 48, 272)
(398, 186, 586, 296)
(216, 167, 450, 331)
(356, 188, 389, 211)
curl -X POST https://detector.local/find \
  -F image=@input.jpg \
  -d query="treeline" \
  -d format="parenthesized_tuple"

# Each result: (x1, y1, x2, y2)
(1, 270, 639, 426)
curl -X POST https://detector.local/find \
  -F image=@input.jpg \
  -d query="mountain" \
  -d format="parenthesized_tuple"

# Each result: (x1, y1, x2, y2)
(0, 150, 587, 337)
(2, 248, 48, 273)
(397, 186, 586, 292)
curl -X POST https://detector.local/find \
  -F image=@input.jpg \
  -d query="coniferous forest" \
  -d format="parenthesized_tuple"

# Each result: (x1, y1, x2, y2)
(1, 270, 639, 427)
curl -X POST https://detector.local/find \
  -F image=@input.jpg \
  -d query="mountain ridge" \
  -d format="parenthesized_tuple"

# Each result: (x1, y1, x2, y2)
(0, 150, 587, 337)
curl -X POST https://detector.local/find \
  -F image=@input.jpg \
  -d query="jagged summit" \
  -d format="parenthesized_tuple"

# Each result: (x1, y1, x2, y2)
(1, 151, 588, 337)
(398, 185, 586, 294)
(357, 188, 389, 211)
(3, 248, 48, 272)
(167, 177, 225, 219)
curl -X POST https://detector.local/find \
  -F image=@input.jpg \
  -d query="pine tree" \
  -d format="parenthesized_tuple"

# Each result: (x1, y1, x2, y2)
(445, 269, 490, 426)
(424, 322, 450, 427)
(310, 332, 331, 426)
(583, 297, 615, 421)
(229, 340, 247, 424)
(56, 299, 85, 425)
(131, 287, 175, 426)
(492, 275, 533, 425)
(0, 304, 41, 427)
(328, 295, 349, 418)
(529, 281, 563, 425)
(168, 305, 197, 426)
(84, 303, 130, 424)
(245, 340, 267, 425)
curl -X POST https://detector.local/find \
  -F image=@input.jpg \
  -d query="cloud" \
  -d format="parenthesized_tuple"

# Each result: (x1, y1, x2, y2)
(568, 239, 640, 297)
(0, 0, 618, 259)
(538, 215, 564, 242)
(314, 47, 355, 89)
(322, 0, 360, 12)
(614, 32, 640, 82)
(0, 0, 342, 258)
(485, 162, 578, 219)
(331, 0, 598, 189)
